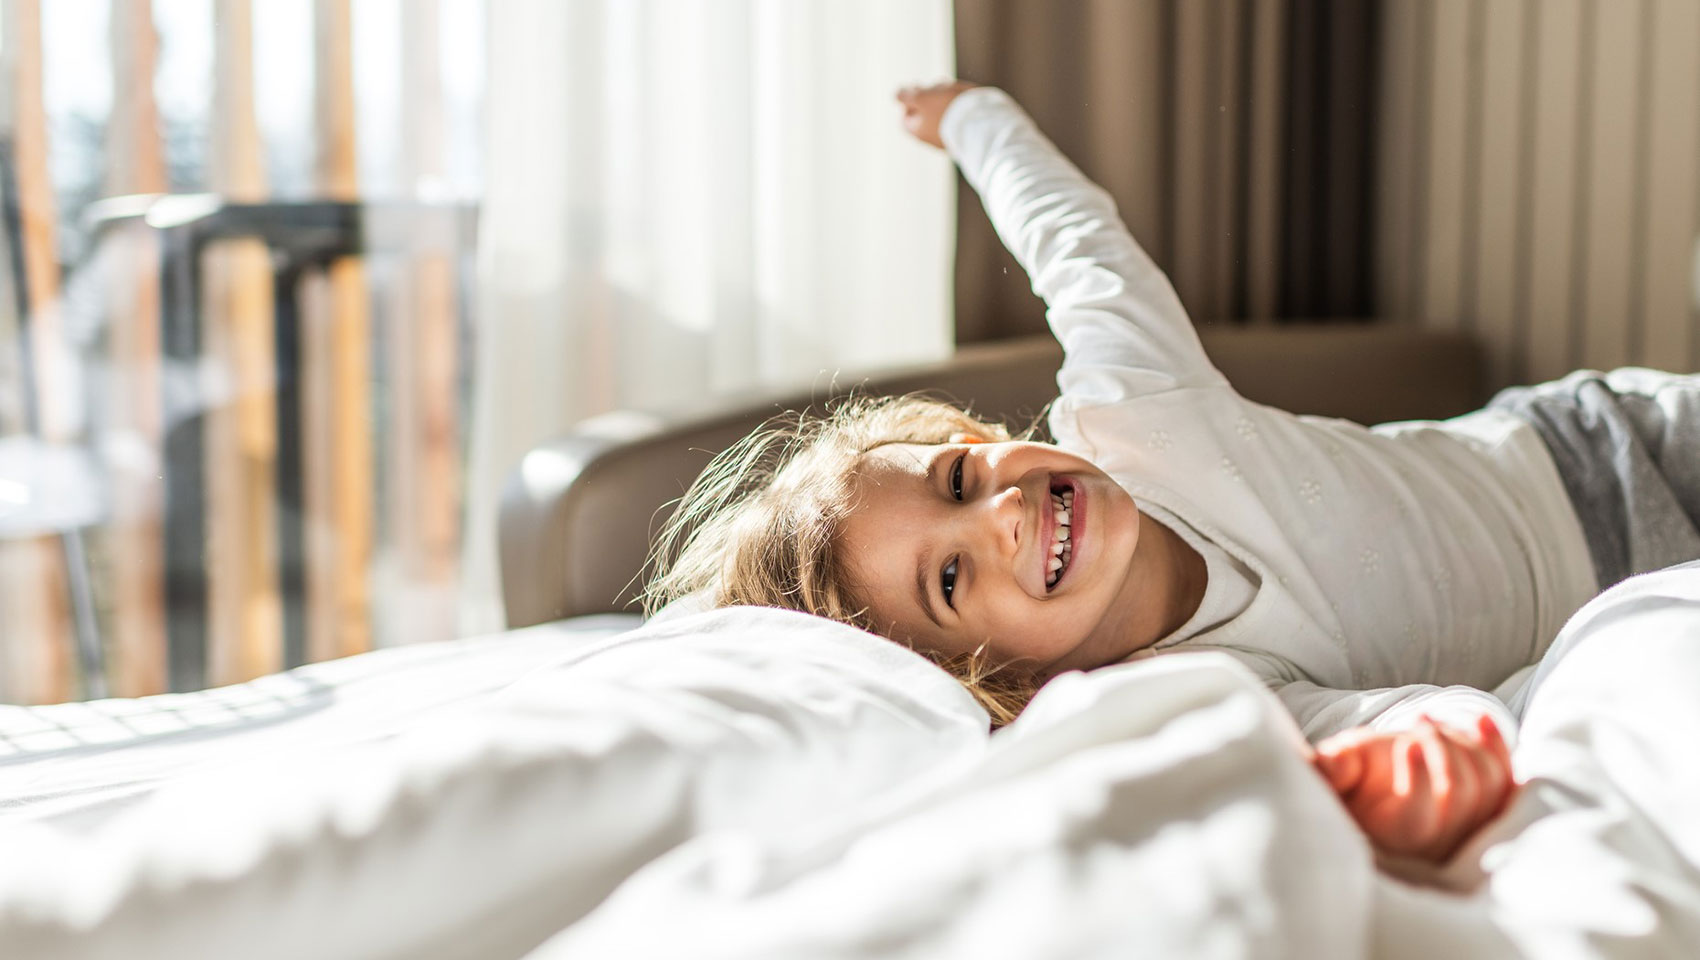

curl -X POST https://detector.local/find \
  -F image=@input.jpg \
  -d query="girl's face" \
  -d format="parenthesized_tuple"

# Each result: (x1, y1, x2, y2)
(841, 438, 1156, 678)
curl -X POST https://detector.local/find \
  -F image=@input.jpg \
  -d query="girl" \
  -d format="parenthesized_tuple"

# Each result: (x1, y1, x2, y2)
(644, 81, 1697, 864)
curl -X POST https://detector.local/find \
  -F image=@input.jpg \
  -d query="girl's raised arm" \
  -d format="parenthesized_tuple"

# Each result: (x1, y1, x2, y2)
(930, 85, 1224, 403)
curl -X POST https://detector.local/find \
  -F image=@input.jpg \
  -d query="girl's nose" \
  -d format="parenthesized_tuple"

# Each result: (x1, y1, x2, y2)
(984, 484, 1025, 557)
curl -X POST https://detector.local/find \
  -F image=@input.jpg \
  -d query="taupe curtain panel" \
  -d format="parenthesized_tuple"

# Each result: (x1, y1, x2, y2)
(954, 0, 1378, 341)
(1377, 0, 1700, 387)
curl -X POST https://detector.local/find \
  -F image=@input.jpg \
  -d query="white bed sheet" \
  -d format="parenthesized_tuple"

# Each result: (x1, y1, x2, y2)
(5, 568, 1700, 960)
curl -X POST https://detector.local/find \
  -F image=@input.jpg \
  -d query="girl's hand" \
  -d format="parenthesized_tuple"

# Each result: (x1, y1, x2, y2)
(1313, 714, 1519, 863)
(896, 81, 980, 150)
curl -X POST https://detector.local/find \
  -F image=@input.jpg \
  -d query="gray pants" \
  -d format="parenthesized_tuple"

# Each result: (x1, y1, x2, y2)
(1489, 367, 1700, 590)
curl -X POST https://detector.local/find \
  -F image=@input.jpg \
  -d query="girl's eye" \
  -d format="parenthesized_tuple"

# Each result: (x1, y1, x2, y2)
(950, 454, 965, 501)
(941, 557, 959, 608)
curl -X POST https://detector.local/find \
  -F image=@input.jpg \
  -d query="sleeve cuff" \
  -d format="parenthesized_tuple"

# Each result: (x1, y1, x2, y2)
(1370, 687, 1521, 751)
(939, 86, 1019, 158)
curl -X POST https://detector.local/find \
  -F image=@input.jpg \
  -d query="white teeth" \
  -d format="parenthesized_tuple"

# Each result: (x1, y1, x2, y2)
(1047, 485, 1077, 590)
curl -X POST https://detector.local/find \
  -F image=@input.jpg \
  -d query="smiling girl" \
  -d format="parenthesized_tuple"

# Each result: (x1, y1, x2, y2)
(643, 82, 1698, 784)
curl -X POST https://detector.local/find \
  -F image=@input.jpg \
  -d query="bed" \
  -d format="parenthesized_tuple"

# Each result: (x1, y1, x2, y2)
(32, 326, 1700, 958)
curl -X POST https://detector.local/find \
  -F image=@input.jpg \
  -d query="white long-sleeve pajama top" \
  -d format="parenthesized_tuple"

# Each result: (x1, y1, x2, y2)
(941, 87, 1598, 742)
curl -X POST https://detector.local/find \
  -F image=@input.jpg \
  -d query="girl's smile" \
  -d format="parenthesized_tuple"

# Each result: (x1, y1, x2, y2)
(1044, 476, 1080, 591)
(840, 439, 1203, 680)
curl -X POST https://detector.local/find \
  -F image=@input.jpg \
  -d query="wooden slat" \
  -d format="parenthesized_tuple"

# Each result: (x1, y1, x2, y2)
(315, 0, 360, 200)
(202, 235, 279, 684)
(1637, 0, 1700, 368)
(205, 0, 280, 686)
(313, 0, 373, 659)
(0, 0, 74, 705)
(298, 269, 337, 663)
(325, 255, 371, 659)
(1523, 0, 1585, 384)
(395, 253, 459, 615)
(107, 0, 167, 194)
(210, 0, 266, 201)
(1420, 0, 1472, 330)
(1470, 0, 1530, 391)
(1578, 0, 1644, 371)
(103, 0, 168, 696)
(392, 0, 460, 645)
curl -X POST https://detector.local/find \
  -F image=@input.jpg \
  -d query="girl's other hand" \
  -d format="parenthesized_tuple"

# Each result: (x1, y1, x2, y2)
(1313, 713, 1519, 864)
(896, 81, 980, 150)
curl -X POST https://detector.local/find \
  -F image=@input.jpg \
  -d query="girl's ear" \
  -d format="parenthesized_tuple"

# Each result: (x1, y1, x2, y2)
(949, 432, 987, 445)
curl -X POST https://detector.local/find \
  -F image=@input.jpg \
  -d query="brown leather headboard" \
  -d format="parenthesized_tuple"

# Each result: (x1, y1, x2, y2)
(499, 325, 1484, 627)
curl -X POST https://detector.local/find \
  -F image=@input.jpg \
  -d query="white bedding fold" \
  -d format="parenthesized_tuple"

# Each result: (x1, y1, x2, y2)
(539, 652, 1375, 960)
(0, 607, 987, 960)
(0, 616, 638, 831)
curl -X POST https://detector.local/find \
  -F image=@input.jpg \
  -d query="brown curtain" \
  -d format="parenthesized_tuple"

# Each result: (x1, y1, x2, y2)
(1375, 0, 1700, 389)
(953, 0, 1380, 342)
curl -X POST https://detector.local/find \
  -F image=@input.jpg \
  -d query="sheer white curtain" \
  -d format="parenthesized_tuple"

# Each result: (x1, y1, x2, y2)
(460, 0, 957, 633)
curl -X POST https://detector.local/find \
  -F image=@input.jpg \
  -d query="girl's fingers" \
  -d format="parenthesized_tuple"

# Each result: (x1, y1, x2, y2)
(1477, 714, 1514, 770)
(1392, 733, 1426, 797)
(1314, 744, 1365, 794)
(1428, 719, 1489, 815)
(1440, 735, 1485, 833)
(1319, 727, 1395, 797)
(1316, 725, 1381, 756)
(1400, 736, 1443, 850)
(1425, 718, 1514, 860)
(1475, 714, 1519, 815)
(1417, 720, 1453, 801)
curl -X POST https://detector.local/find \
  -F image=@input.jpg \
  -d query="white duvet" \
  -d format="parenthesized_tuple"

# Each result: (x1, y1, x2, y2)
(2, 567, 1699, 959)
(545, 653, 1372, 959)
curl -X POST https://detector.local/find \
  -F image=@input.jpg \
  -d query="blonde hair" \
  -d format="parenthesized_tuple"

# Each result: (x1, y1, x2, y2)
(642, 393, 1041, 727)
